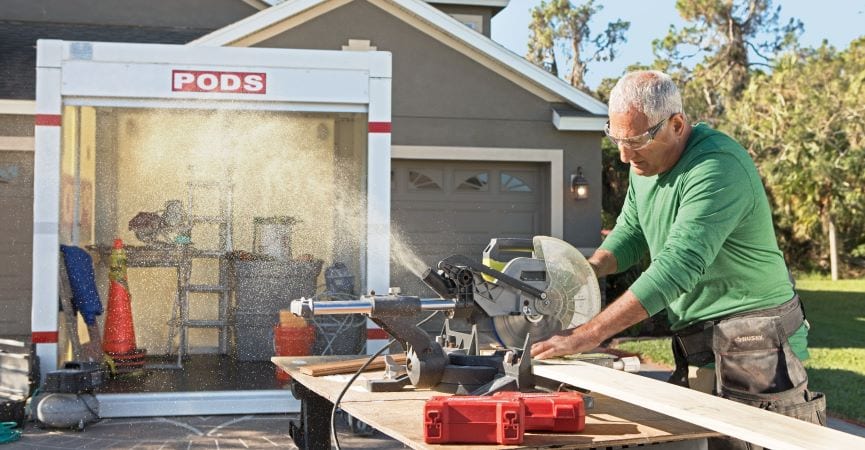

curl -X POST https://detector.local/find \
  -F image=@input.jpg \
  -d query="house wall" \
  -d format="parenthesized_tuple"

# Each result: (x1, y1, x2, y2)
(0, 113, 34, 337)
(0, 149, 33, 337)
(431, 4, 494, 37)
(256, 0, 603, 249)
(0, 0, 258, 29)
(0, 115, 35, 137)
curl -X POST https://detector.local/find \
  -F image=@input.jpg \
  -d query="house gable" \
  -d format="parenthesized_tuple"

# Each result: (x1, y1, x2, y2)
(192, 0, 608, 119)
(253, 1, 554, 125)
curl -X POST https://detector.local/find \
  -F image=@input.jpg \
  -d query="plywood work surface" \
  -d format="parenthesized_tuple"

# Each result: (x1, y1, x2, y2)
(274, 356, 717, 449)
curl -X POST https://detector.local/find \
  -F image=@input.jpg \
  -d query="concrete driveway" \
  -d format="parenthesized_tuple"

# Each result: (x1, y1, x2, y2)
(5, 414, 403, 449)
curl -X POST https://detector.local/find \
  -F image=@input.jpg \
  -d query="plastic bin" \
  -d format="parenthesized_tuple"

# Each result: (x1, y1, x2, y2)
(233, 259, 322, 315)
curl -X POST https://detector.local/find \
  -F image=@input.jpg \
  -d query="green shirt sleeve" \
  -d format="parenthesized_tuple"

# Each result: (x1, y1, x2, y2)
(599, 175, 649, 274)
(629, 153, 757, 316)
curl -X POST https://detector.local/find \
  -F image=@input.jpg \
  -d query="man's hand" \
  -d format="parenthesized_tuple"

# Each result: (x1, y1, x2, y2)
(531, 290, 650, 361)
(531, 327, 599, 360)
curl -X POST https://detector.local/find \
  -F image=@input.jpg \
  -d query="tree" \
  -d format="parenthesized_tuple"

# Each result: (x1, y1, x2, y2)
(653, 0, 802, 123)
(725, 38, 865, 278)
(527, 0, 629, 90)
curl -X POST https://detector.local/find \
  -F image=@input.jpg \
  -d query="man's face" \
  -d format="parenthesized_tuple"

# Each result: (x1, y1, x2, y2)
(607, 109, 681, 177)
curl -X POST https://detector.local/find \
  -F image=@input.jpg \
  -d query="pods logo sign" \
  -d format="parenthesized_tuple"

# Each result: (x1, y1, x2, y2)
(171, 70, 267, 94)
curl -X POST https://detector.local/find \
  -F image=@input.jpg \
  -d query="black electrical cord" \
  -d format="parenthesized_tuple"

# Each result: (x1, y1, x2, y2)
(330, 311, 440, 450)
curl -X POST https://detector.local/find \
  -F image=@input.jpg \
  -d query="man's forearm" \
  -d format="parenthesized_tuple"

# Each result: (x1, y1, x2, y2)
(579, 290, 649, 345)
(588, 249, 618, 278)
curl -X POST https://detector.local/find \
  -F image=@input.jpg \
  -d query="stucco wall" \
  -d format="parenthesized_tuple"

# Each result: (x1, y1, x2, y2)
(1, 0, 258, 29)
(0, 115, 35, 137)
(256, 0, 603, 249)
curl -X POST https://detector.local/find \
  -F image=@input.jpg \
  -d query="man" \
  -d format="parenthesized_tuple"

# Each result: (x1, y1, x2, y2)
(531, 71, 824, 433)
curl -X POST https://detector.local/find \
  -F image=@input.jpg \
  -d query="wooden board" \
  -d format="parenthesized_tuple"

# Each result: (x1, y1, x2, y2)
(299, 353, 407, 376)
(274, 356, 717, 449)
(533, 362, 865, 450)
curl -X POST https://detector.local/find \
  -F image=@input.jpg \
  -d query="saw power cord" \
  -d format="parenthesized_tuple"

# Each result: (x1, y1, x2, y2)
(331, 311, 440, 450)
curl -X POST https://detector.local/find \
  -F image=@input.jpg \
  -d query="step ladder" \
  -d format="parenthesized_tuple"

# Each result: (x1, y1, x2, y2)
(165, 169, 234, 367)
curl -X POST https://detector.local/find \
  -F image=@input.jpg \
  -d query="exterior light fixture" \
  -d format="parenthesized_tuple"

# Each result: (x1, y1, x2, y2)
(570, 167, 589, 200)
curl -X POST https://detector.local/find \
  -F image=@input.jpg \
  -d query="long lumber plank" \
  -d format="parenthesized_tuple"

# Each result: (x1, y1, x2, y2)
(533, 362, 865, 450)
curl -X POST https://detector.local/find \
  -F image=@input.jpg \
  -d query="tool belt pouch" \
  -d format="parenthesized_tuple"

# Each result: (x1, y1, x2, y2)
(712, 316, 826, 425)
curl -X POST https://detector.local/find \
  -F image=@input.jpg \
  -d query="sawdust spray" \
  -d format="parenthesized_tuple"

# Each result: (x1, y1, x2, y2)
(87, 107, 429, 353)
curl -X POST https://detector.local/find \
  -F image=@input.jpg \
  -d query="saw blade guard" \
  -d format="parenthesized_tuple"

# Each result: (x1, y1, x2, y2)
(531, 235, 602, 328)
(491, 236, 602, 347)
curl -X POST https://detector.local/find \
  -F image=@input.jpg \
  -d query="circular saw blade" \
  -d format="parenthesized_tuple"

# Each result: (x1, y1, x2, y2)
(492, 236, 602, 348)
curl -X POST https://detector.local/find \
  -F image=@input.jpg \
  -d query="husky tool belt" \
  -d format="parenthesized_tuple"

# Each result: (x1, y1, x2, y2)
(670, 296, 826, 426)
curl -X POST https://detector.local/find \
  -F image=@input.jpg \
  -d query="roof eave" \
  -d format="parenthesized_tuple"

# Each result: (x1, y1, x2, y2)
(552, 109, 606, 131)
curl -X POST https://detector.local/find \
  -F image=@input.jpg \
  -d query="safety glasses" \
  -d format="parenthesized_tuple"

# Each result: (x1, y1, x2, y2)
(604, 114, 674, 151)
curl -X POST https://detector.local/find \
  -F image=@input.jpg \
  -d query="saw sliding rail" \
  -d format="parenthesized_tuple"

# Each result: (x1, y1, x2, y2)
(294, 298, 457, 316)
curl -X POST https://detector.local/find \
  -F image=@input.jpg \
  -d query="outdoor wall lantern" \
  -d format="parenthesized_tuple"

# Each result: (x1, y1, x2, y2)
(570, 167, 590, 200)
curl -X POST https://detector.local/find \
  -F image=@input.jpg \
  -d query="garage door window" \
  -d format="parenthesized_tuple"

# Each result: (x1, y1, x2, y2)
(455, 171, 488, 191)
(408, 169, 442, 191)
(500, 172, 532, 192)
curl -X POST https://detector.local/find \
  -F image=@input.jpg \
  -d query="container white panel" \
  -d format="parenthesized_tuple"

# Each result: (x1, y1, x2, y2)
(61, 61, 370, 104)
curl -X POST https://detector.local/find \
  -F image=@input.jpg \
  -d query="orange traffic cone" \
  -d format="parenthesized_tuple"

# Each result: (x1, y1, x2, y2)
(102, 239, 146, 372)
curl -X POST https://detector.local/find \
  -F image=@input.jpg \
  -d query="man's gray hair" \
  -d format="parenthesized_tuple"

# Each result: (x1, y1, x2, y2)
(608, 70, 683, 125)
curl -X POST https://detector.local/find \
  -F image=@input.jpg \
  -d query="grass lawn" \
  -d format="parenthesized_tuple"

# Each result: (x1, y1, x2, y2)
(612, 277, 865, 423)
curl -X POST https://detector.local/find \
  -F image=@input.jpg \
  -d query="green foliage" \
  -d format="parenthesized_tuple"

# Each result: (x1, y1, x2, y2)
(653, 0, 802, 123)
(796, 278, 865, 422)
(614, 338, 675, 367)
(527, 0, 629, 89)
(725, 39, 865, 272)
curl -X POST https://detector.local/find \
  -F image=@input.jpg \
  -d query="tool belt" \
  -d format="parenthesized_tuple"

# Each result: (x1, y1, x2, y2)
(671, 295, 806, 368)
(669, 295, 826, 428)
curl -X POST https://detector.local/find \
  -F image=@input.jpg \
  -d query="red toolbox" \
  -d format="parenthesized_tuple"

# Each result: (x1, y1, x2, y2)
(423, 395, 524, 444)
(493, 391, 586, 432)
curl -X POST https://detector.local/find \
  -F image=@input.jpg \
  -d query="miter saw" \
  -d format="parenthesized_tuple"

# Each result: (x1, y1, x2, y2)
(290, 236, 608, 394)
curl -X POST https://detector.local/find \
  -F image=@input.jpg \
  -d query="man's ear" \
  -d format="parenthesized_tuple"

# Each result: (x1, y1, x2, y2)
(672, 113, 687, 136)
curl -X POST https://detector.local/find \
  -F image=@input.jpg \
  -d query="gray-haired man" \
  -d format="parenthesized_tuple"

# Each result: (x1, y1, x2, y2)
(531, 71, 824, 445)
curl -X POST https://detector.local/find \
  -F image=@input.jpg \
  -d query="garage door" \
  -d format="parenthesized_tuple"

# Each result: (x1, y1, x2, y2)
(390, 159, 548, 299)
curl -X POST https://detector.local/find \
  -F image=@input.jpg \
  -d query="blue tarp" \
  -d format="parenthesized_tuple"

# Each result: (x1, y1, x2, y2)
(59, 245, 103, 325)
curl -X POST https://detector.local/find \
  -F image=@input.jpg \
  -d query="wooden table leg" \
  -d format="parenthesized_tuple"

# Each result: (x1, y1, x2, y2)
(289, 382, 332, 450)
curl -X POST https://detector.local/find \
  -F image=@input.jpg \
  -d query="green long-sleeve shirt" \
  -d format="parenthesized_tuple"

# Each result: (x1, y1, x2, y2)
(600, 123, 808, 358)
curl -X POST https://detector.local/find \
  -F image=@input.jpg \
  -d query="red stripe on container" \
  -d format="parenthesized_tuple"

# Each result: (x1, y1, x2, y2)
(368, 122, 391, 133)
(35, 114, 62, 126)
(32, 331, 59, 343)
(367, 328, 390, 340)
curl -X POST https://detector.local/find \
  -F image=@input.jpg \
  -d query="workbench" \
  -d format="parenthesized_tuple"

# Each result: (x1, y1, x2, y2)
(273, 355, 718, 450)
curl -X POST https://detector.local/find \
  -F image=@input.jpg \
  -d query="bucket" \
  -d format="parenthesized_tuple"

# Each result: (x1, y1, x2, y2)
(273, 324, 315, 382)
(253, 216, 297, 260)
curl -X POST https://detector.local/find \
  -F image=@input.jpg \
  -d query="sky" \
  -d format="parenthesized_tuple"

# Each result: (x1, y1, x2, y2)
(491, 0, 865, 89)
